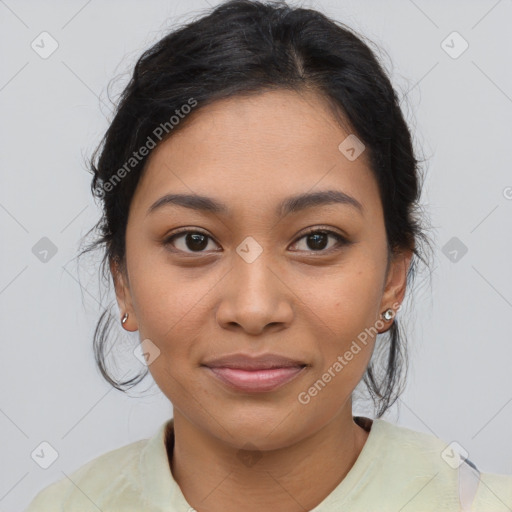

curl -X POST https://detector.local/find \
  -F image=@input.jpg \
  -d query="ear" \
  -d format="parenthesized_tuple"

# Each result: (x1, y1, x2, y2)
(110, 258, 138, 332)
(378, 248, 413, 327)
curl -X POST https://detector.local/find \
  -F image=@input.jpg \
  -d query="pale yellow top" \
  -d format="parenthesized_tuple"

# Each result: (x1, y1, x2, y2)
(25, 416, 512, 511)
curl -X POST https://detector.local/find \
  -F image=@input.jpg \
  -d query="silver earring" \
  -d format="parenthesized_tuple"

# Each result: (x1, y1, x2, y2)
(121, 312, 129, 325)
(382, 308, 394, 321)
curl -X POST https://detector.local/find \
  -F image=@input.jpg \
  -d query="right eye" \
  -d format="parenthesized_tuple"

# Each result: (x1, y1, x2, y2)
(163, 229, 221, 254)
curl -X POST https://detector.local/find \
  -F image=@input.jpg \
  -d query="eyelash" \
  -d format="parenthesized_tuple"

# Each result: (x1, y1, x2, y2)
(162, 227, 350, 255)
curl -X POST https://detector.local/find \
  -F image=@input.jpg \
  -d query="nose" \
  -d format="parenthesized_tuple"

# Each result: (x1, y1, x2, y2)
(215, 255, 294, 336)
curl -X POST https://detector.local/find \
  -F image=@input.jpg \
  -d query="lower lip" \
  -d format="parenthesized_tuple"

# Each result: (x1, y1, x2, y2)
(205, 366, 306, 392)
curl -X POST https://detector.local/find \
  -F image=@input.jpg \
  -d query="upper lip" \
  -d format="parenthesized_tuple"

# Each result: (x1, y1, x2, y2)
(202, 353, 307, 370)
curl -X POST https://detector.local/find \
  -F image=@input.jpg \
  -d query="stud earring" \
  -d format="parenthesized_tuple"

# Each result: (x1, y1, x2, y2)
(121, 312, 129, 325)
(381, 308, 394, 321)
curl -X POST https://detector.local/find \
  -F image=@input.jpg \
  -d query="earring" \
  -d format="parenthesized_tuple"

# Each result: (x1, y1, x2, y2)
(381, 308, 394, 321)
(121, 312, 129, 325)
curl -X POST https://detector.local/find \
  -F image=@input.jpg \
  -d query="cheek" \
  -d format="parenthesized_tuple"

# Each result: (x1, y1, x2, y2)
(295, 271, 381, 414)
(300, 262, 384, 336)
(294, 259, 384, 385)
(125, 227, 194, 312)
(127, 262, 212, 401)
(130, 267, 210, 345)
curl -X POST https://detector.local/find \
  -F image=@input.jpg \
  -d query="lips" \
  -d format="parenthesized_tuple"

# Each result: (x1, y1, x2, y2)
(202, 353, 308, 392)
(202, 353, 307, 370)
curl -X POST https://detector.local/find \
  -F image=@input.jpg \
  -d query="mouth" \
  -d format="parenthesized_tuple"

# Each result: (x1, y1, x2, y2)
(204, 365, 308, 393)
(201, 353, 310, 393)
(201, 353, 309, 393)
(202, 352, 307, 370)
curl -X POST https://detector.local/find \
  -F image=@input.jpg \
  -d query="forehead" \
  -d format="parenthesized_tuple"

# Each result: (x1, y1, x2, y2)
(133, 89, 380, 219)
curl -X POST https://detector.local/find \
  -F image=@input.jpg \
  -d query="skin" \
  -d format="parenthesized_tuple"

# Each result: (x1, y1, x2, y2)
(112, 88, 412, 512)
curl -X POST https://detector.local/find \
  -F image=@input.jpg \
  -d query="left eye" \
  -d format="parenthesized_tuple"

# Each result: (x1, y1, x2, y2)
(291, 230, 348, 253)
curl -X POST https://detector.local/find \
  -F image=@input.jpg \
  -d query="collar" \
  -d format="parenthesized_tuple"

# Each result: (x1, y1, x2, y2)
(139, 415, 383, 510)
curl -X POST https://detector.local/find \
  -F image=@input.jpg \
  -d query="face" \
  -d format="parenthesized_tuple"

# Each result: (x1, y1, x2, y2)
(113, 89, 411, 450)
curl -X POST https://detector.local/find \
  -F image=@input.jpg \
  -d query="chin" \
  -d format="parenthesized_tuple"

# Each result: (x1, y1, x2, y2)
(209, 409, 307, 451)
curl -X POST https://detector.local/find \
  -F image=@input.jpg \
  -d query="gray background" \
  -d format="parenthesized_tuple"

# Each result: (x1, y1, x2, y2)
(1, 0, 511, 510)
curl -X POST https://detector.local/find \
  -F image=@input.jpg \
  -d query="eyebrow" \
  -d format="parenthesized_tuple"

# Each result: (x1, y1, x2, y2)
(147, 189, 364, 218)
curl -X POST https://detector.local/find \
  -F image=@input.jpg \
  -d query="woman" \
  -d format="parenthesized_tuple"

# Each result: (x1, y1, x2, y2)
(25, 0, 512, 511)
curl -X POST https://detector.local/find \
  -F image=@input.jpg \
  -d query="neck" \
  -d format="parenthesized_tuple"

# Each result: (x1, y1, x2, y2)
(168, 408, 370, 512)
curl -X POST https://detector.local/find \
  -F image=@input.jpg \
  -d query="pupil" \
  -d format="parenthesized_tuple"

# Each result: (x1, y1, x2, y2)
(187, 233, 208, 251)
(308, 233, 328, 250)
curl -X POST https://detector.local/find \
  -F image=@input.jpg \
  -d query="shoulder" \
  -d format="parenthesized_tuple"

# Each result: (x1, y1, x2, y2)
(368, 419, 512, 511)
(24, 437, 149, 512)
(372, 417, 460, 467)
(472, 470, 512, 511)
